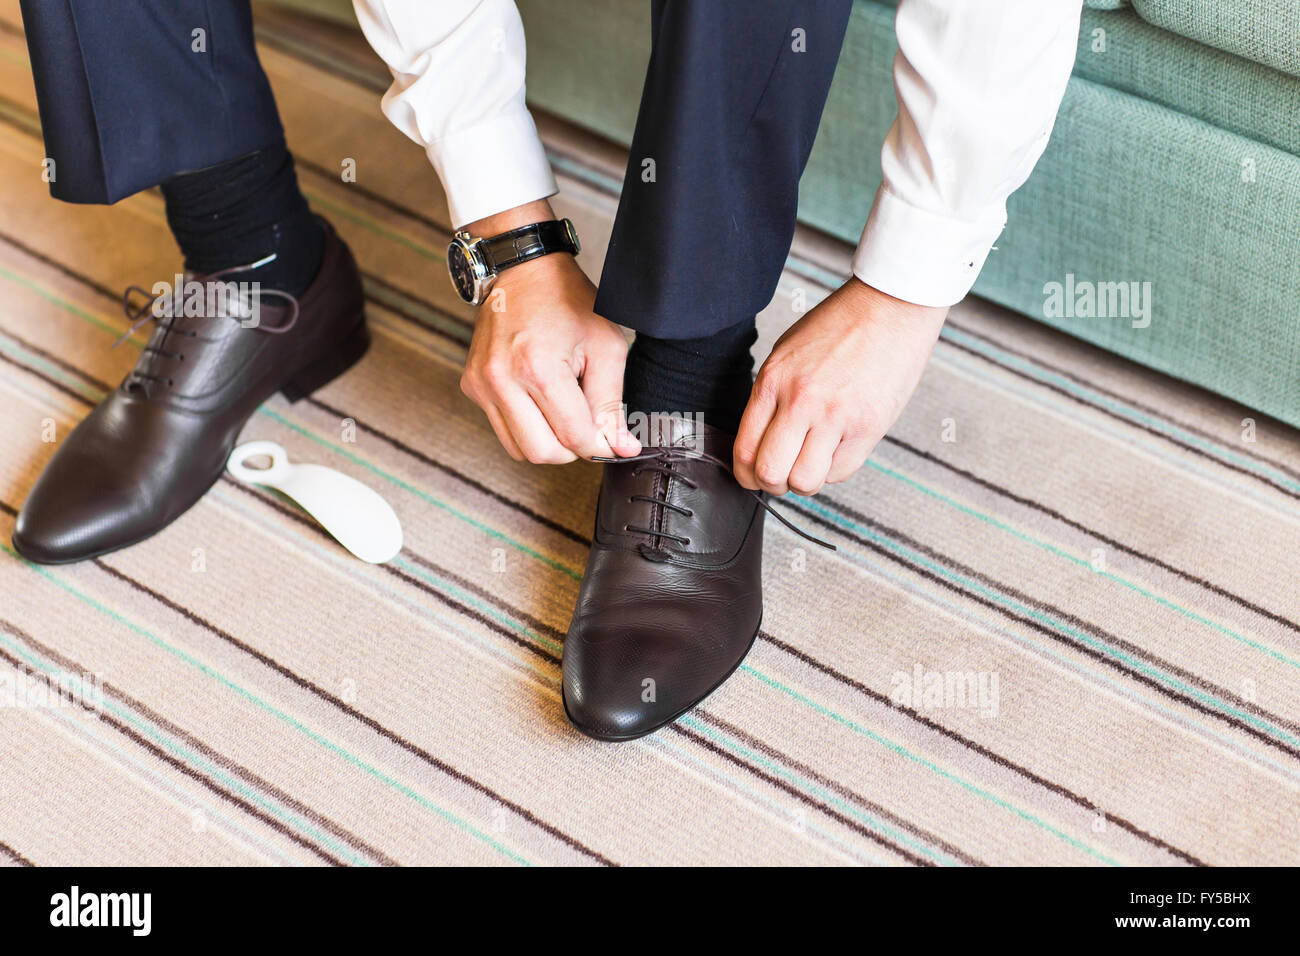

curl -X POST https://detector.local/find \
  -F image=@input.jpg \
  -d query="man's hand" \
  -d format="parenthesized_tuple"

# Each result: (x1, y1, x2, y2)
(733, 278, 947, 496)
(458, 200, 641, 463)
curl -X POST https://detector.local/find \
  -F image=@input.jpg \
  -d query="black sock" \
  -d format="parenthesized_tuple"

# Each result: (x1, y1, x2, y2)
(160, 144, 324, 296)
(623, 317, 758, 437)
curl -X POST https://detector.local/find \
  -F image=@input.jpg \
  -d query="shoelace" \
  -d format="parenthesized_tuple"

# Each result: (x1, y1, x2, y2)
(593, 447, 837, 561)
(113, 258, 301, 398)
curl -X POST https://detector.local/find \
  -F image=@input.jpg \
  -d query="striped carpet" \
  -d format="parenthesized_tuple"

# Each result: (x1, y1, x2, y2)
(1, 4, 1299, 867)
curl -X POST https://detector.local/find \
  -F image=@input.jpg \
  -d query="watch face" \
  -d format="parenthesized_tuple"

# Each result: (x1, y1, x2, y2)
(447, 240, 478, 303)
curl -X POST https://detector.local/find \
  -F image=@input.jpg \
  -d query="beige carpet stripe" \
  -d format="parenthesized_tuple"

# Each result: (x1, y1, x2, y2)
(0, 615, 399, 865)
(0, 663, 292, 866)
(0, 351, 1107, 868)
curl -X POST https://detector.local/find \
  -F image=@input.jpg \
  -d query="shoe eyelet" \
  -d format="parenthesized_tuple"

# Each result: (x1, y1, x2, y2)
(680, 538, 690, 546)
(622, 525, 630, 532)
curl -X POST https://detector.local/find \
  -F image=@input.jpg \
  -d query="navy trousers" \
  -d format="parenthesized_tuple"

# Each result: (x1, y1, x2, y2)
(595, 0, 852, 338)
(19, 0, 283, 204)
(19, 0, 851, 339)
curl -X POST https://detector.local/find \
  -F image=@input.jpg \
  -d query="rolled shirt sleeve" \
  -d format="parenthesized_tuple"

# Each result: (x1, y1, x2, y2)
(853, 0, 1084, 307)
(352, 0, 557, 228)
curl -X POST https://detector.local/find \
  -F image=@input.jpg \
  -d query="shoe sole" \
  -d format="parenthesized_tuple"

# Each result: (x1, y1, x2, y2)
(560, 612, 762, 743)
(10, 316, 370, 565)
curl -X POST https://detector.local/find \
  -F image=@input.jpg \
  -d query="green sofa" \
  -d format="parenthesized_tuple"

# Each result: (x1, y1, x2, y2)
(281, 0, 1300, 428)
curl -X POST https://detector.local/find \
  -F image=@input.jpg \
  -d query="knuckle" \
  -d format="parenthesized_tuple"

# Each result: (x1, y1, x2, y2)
(846, 411, 878, 442)
(789, 379, 833, 417)
(525, 441, 575, 465)
(788, 471, 822, 496)
(598, 329, 628, 357)
(523, 446, 552, 465)
(592, 403, 623, 434)
(787, 372, 816, 398)
(554, 426, 585, 450)
(480, 360, 511, 391)
(515, 345, 550, 383)
(752, 372, 782, 403)
(755, 462, 785, 486)
(823, 394, 848, 420)
(788, 391, 819, 417)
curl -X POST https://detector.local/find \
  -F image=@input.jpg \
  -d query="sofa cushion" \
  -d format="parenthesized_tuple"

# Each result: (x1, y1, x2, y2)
(794, 0, 1300, 159)
(1131, 0, 1300, 77)
(1075, 7, 1300, 157)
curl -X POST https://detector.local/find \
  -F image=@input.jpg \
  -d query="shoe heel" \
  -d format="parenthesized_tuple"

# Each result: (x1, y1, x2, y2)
(281, 318, 370, 403)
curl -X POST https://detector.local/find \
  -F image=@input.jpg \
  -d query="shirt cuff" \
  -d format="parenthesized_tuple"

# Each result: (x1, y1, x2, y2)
(427, 109, 558, 229)
(851, 184, 1007, 308)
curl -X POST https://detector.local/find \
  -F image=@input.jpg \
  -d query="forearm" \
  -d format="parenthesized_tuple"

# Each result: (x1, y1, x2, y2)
(855, 0, 1084, 307)
(352, 0, 557, 227)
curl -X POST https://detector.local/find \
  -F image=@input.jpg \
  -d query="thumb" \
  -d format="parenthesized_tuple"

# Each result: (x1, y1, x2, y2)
(581, 346, 641, 457)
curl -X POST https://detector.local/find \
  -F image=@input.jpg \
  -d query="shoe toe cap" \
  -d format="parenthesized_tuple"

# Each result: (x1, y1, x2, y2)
(562, 618, 753, 741)
(13, 485, 136, 563)
(562, 653, 674, 741)
(13, 439, 157, 564)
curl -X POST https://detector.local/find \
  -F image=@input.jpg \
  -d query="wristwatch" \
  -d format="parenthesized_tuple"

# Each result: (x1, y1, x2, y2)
(446, 218, 581, 305)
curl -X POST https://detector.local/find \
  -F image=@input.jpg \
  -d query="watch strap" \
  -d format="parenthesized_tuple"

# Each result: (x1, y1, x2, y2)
(479, 219, 579, 272)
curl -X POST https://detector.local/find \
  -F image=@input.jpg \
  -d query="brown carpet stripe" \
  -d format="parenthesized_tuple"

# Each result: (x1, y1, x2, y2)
(0, 314, 1231, 863)
(789, 499, 1300, 756)
(0, 637, 351, 865)
(1, 612, 400, 864)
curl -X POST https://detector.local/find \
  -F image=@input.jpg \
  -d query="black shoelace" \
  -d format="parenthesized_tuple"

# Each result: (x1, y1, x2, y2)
(593, 447, 837, 561)
(113, 258, 300, 398)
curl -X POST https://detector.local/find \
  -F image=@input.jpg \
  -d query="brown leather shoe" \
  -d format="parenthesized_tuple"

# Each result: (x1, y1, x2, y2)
(561, 416, 832, 741)
(12, 219, 367, 564)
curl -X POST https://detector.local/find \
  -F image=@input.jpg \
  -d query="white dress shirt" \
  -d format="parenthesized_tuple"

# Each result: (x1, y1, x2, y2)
(353, 0, 1083, 308)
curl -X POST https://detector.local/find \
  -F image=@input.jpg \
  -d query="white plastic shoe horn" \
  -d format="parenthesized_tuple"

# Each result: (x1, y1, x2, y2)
(227, 440, 403, 564)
